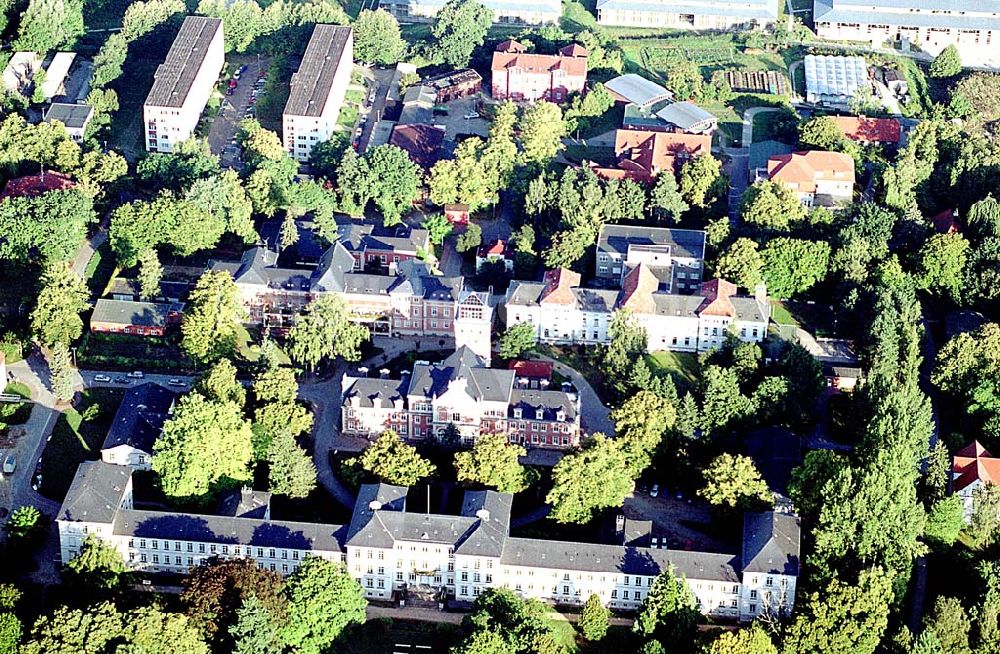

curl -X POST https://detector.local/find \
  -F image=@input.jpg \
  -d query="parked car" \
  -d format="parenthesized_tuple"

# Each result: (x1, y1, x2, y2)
(463, 112, 479, 119)
(228, 79, 238, 89)
(3, 454, 16, 475)
(114, 376, 130, 384)
(168, 379, 186, 387)
(127, 371, 144, 379)
(238, 64, 247, 75)
(94, 374, 111, 383)
(650, 483, 659, 497)
(650, 537, 659, 549)
(31, 473, 41, 491)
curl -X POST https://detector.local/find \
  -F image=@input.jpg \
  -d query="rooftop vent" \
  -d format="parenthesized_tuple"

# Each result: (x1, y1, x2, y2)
(369, 500, 382, 511)
(475, 509, 490, 522)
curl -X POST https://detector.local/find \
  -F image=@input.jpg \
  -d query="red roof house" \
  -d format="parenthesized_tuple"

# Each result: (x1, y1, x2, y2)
(953, 441, 1000, 518)
(508, 359, 554, 380)
(389, 124, 445, 170)
(1, 170, 76, 199)
(444, 204, 470, 224)
(476, 238, 513, 272)
(491, 40, 588, 104)
(697, 278, 738, 317)
(767, 150, 855, 206)
(539, 268, 581, 305)
(593, 129, 712, 183)
(830, 116, 901, 145)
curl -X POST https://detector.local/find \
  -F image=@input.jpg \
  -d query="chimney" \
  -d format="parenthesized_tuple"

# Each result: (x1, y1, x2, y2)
(475, 509, 490, 522)
(369, 500, 382, 511)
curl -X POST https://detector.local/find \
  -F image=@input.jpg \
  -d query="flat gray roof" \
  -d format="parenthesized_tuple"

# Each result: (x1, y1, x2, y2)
(145, 16, 222, 109)
(284, 25, 353, 118)
(44, 102, 93, 128)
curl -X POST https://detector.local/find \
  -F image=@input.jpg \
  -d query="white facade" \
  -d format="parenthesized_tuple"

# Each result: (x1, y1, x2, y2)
(379, 0, 560, 25)
(143, 17, 224, 153)
(58, 466, 799, 623)
(595, 0, 779, 29)
(100, 444, 152, 471)
(283, 26, 354, 163)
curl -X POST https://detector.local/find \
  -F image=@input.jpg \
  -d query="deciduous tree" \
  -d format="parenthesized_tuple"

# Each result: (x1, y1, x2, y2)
(181, 271, 247, 364)
(286, 295, 369, 370)
(579, 594, 610, 642)
(498, 322, 536, 359)
(649, 172, 688, 222)
(715, 238, 764, 290)
(281, 557, 366, 654)
(0, 189, 95, 264)
(353, 9, 405, 65)
(64, 534, 128, 592)
(47, 343, 75, 403)
(519, 101, 566, 167)
(30, 264, 89, 347)
(454, 432, 529, 493)
(707, 623, 778, 654)
(21, 602, 124, 654)
(678, 154, 722, 208)
(761, 237, 831, 298)
(197, 358, 246, 407)
(267, 431, 317, 498)
(429, 0, 492, 67)
(930, 45, 962, 78)
(915, 232, 969, 303)
(699, 453, 773, 511)
(740, 179, 806, 231)
(355, 431, 435, 486)
(634, 566, 698, 646)
(547, 434, 633, 524)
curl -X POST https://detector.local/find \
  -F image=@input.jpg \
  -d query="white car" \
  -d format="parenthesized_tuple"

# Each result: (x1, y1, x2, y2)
(168, 379, 186, 387)
(94, 374, 112, 383)
(127, 371, 144, 379)
(650, 484, 659, 497)
(463, 112, 479, 119)
(3, 454, 16, 475)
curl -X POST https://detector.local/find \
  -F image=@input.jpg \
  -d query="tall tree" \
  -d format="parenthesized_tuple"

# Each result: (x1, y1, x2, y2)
(47, 343, 75, 403)
(0, 189, 95, 264)
(929, 45, 962, 78)
(365, 144, 423, 226)
(354, 431, 435, 486)
(118, 606, 209, 654)
(707, 623, 778, 654)
(137, 248, 163, 300)
(267, 432, 317, 498)
(196, 358, 246, 407)
(498, 322, 536, 359)
(181, 271, 247, 364)
(915, 232, 969, 303)
(30, 264, 89, 347)
(578, 594, 610, 642)
(715, 237, 764, 290)
(64, 534, 128, 597)
(429, 0, 492, 67)
(454, 433, 529, 493)
(281, 557, 367, 654)
(230, 594, 285, 654)
(286, 295, 369, 370)
(633, 567, 698, 646)
(649, 172, 688, 222)
(21, 602, 124, 654)
(699, 453, 773, 511)
(761, 237, 831, 298)
(519, 101, 566, 167)
(798, 116, 847, 151)
(13, 0, 84, 52)
(546, 434, 633, 524)
(612, 391, 676, 477)
(678, 154, 722, 208)
(353, 9, 405, 65)
(152, 393, 254, 499)
(740, 180, 806, 231)
(181, 557, 285, 648)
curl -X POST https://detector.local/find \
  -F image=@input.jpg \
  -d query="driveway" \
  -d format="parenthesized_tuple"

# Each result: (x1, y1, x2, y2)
(207, 56, 269, 164)
(527, 353, 614, 437)
(358, 66, 395, 153)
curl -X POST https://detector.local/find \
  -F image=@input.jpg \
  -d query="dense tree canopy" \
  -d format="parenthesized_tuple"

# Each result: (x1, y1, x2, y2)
(354, 431, 436, 486)
(454, 433, 529, 493)
(181, 271, 247, 364)
(286, 295, 369, 370)
(281, 557, 366, 654)
(353, 9, 405, 65)
(546, 434, 633, 523)
(428, 0, 492, 67)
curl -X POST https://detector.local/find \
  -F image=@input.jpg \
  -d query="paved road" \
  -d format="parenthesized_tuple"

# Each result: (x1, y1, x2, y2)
(72, 217, 110, 279)
(358, 67, 395, 153)
(207, 57, 268, 164)
(528, 354, 614, 437)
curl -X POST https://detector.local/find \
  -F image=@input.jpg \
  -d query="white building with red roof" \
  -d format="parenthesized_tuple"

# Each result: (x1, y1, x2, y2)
(953, 441, 1000, 520)
(490, 40, 588, 103)
(766, 150, 855, 208)
(476, 239, 513, 272)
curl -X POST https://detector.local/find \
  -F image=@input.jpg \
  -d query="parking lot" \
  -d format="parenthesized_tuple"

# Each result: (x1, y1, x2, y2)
(207, 56, 270, 167)
(432, 95, 489, 141)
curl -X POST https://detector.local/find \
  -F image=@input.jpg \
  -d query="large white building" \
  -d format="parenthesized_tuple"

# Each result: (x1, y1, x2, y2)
(815, 0, 1000, 68)
(283, 25, 354, 163)
(595, 0, 779, 30)
(379, 0, 561, 25)
(57, 463, 799, 622)
(143, 16, 224, 153)
(506, 268, 770, 354)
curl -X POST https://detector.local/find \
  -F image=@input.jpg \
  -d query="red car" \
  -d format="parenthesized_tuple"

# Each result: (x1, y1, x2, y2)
(228, 79, 238, 89)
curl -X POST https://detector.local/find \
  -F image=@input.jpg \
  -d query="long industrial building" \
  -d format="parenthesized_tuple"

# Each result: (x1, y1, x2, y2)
(594, 0, 780, 29)
(58, 462, 800, 622)
(283, 25, 354, 163)
(143, 16, 224, 153)
(378, 0, 561, 26)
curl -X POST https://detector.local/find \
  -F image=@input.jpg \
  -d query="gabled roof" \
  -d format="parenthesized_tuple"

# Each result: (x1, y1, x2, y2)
(508, 360, 553, 379)
(540, 268, 582, 305)
(509, 389, 578, 421)
(619, 264, 659, 314)
(408, 347, 514, 403)
(284, 25, 353, 118)
(477, 239, 511, 259)
(697, 278, 738, 317)
(830, 116, 901, 143)
(145, 16, 223, 109)
(1, 171, 76, 199)
(389, 124, 445, 170)
(101, 383, 177, 454)
(342, 376, 411, 409)
(598, 129, 711, 182)
(491, 43, 588, 78)
(741, 511, 800, 575)
(953, 441, 1000, 492)
(654, 102, 717, 132)
(767, 150, 855, 193)
(311, 241, 359, 293)
(91, 299, 179, 328)
(58, 460, 132, 524)
(558, 43, 588, 58)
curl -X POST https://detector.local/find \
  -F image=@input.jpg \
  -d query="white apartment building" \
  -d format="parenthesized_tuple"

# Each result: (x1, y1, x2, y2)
(595, 225, 706, 293)
(595, 0, 779, 30)
(283, 25, 353, 163)
(58, 464, 799, 622)
(814, 0, 1000, 68)
(506, 268, 770, 354)
(143, 16, 224, 153)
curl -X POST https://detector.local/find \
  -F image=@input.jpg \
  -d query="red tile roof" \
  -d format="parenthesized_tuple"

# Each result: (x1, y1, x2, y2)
(496, 39, 527, 54)
(558, 43, 588, 58)
(697, 278, 738, 317)
(491, 47, 588, 79)
(508, 360, 554, 379)
(767, 150, 854, 194)
(619, 264, 659, 314)
(830, 116, 901, 143)
(931, 209, 960, 234)
(389, 124, 445, 170)
(1, 170, 76, 199)
(539, 268, 580, 305)
(477, 239, 511, 259)
(953, 441, 1000, 492)
(594, 130, 711, 183)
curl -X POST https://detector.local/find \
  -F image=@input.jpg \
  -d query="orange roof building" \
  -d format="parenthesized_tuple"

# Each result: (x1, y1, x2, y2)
(491, 40, 588, 104)
(953, 441, 1000, 519)
(592, 129, 712, 184)
(830, 116, 901, 144)
(1, 170, 76, 199)
(539, 268, 582, 305)
(767, 150, 854, 207)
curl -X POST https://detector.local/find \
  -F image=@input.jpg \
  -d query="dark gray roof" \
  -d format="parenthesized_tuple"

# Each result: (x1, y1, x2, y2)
(284, 25, 353, 118)
(392, 262, 464, 301)
(101, 383, 177, 454)
(456, 491, 512, 557)
(731, 297, 769, 323)
(500, 538, 740, 581)
(145, 17, 223, 109)
(91, 299, 177, 328)
(509, 389, 578, 421)
(311, 242, 358, 293)
(58, 460, 132, 524)
(342, 376, 410, 408)
(343, 272, 396, 295)
(605, 74, 672, 109)
(260, 219, 327, 263)
(741, 511, 800, 575)
(654, 102, 717, 131)
(345, 483, 412, 548)
(217, 488, 272, 519)
(598, 225, 706, 261)
(408, 347, 514, 403)
(43, 102, 93, 128)
(113, 509, 344, 553)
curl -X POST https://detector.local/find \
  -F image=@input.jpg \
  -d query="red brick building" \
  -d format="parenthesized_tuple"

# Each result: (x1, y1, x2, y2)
(490, 40, 588, 103)
(90, 299, 183, 337)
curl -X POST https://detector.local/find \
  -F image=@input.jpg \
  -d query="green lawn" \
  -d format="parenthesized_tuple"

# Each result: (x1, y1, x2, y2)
(39, 388, 124, 501)
(3, 383, 31, 399)
(645, 350, 700, 387)
(85, 242, 119, 297)
(770, 300, 799, 326)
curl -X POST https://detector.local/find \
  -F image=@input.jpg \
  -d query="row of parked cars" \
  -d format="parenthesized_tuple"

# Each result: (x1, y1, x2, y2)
(92, 372, 186, 388)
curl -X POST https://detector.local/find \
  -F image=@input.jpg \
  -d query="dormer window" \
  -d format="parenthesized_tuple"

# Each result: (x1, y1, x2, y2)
(535, 409, 543, 420)
(513, 408, 522, 419)
(556, 410, 566, 421)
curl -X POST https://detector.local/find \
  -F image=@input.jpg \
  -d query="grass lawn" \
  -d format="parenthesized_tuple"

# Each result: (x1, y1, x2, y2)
(577, 103, 624, 140)
(39, 388, 124, 501)
(3, 383, 31, 399)
(85, 242, 119, 297)
(645, 350, 700, 388)
(771, 299, 837, 336)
